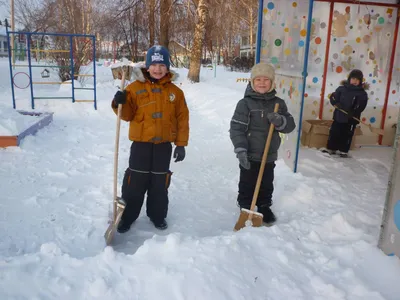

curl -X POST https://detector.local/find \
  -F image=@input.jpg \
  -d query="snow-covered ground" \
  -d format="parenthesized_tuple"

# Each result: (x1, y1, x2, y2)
(1, 58, 399, 299)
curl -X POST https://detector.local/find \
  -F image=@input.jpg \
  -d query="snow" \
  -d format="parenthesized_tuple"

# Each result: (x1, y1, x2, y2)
(0, 104, 41, 135)
(1, 58, 400, 299)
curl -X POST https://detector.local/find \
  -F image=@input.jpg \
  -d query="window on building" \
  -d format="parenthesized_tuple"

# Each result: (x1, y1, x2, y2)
(3, 41, 8, 51)
(241, 36, 248, 46)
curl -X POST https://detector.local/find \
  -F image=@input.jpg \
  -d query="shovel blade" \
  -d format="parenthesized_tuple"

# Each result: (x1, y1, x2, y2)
(104, 202, 125, 246)
(234, 208, 264, 231)
(371, 126, 385, 136)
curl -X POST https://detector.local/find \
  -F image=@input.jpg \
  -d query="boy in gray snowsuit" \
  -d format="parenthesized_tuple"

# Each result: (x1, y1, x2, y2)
(229, 63, 296, 223)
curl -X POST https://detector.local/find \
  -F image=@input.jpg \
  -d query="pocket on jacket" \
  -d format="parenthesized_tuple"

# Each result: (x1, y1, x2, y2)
(131, 113, 144, 139)
(249, 110, 267, 128)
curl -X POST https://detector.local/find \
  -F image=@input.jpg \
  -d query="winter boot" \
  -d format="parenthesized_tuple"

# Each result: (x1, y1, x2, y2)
(258, 205, 276, 224)
(117, 218, 131, 234)
(339, 151, 349, 158)
(321, 148, 336, 155)
(151, 219, 168, 230)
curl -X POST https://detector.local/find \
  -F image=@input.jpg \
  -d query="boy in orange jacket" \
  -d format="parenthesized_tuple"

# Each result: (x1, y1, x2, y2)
(111, 45, 189, 232)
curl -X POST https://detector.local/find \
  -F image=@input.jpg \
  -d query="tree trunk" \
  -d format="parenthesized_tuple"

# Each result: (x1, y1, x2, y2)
(249, 6, 254, 57)
(188, 0, 208, 83)
(148, 0, 155, 47)
(160, 0, 171, 48)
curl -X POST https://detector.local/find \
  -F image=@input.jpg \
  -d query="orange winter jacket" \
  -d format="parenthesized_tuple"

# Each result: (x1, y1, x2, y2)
(112, 68, 189, 146)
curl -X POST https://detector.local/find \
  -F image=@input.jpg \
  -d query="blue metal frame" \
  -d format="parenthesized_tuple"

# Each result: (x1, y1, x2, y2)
(6, 30, 97, 110)
(255, 0, 264, 64)
(26, 33, 35, 109)
(5, 25, 16, 109)
(92, 37, 97, 110)
(294, 0, 315, 173)
(69, 36, 75, 104)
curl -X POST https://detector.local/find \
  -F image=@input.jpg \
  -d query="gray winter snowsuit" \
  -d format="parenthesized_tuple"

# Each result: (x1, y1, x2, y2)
(229, 84, 296, 162)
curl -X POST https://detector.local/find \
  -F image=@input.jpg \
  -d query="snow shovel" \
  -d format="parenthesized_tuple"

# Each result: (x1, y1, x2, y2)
(234, 103, 280, 232)
(334, 105, 384, 136)
(104, 70, 127, 246)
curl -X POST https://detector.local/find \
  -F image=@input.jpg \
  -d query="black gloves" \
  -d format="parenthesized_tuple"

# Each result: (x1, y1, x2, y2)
(173, 146, 185, 162)
(113, 90, 127, 106)
(347, 110, 354, 119)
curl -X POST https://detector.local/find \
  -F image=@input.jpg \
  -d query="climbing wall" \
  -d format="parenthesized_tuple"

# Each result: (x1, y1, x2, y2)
(303, 3, 400, 145)
(302, 1, 330, 121)
(259, 0, 312, 171)
(379, 109, 400, 258)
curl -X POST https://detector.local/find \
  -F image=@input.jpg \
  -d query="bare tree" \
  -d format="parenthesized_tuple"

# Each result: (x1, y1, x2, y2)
(228, 0, 258, 57)
(159, 0, 172, 48)
(188, 0, 208, 82)
(148, 0, 155, 47)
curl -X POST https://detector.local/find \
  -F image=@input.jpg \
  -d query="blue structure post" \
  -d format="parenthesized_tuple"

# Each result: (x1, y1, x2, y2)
(92, 36, 97, 110)
(294, 0, 315, 173)
(6, 22, 16, 109)
(69, 35, 75, 103)
(255, 0, 264, 64)
(26, 33, 35, 109)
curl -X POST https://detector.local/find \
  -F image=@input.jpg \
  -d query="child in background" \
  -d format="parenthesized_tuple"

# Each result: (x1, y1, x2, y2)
(229, 63, 296, 224)
(323, 69, 368, 158)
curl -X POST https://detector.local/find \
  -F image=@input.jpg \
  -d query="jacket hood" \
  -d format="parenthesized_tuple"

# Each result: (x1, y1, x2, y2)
(340, 79, 370, 91)
(131, 64, 179, 83)
(244, 82, 277, 100)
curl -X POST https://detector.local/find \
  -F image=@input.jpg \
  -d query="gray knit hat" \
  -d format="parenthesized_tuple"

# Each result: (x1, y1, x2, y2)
(250, 63, 275, 92)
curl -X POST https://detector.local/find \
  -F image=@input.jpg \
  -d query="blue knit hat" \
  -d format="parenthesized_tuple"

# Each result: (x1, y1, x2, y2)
(146, 45, 170, 70)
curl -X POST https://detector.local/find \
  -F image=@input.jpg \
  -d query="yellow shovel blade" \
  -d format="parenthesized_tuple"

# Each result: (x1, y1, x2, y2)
(234, 208, 264, 231)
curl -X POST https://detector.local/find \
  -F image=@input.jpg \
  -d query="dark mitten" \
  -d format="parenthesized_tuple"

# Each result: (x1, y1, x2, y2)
(173, 146, 185, 162)
(267, 112, 284, 127)
(347, 110, 354, 120)
(236, 151, 250, 170)
(114, 90, 127, 105)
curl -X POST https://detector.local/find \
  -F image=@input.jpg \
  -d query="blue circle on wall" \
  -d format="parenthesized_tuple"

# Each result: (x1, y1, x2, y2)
(372, 79, 376, 84)
(267, 2, 275, 9)
(298, 40, 305, 47)
(313, 77, 318, 83)
(394, 201, 400, 231)
(370, 117, 376, 123)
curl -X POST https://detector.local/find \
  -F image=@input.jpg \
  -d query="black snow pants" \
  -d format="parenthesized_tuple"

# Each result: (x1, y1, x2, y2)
(121, 142, 172, 226)
(327, 120, 356, 153)
(237, 161, 275, 210)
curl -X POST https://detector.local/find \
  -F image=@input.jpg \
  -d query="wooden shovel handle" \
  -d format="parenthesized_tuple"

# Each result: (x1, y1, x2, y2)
(113, 70, 126, 221)
(249, 103, 280, 212)
(334, 105, 384, 135)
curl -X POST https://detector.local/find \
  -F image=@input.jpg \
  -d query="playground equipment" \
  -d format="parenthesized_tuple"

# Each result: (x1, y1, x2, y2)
(6, 27, 98, 110)
(379, 110, 400, 257)
(236, 78, 250, 83)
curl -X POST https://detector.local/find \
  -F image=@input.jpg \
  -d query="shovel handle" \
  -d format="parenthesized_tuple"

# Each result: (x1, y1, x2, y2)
(333, 105, 383, 135)
(113, 70, 126, 221)
(249, 103, 280, 213)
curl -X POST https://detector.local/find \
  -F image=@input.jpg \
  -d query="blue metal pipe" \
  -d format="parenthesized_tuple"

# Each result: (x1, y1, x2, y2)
(92, 37, 97, 110)
(70, 36, 75, 103)
(294, 0, 315, 173)
(6, 26, 16, 109)
(255, 0, 264, 64)
(26, 33, 35, 109)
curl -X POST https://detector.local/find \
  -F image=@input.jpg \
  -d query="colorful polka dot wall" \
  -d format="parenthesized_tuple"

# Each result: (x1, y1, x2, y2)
(260, 1, 400, 129)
